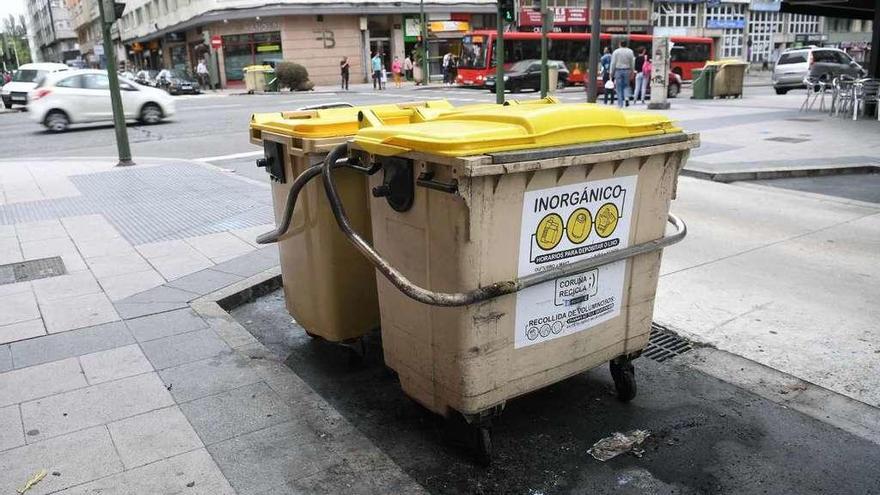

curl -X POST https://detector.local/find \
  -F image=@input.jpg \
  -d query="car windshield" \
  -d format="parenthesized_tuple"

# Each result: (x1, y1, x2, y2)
(12, 69, 45, 83)
(170, 70, 192, 80)
(777, 52, 807, 65)
(509, 60, 535, 72)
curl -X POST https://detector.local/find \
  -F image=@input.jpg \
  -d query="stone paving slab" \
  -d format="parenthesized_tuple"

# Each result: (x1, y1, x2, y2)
(0, 345, 11, 373)
(79, 344, 153, 385)
(0, 358, 87, 407)
(107, 406, 203, 469)
(140, 328, 231, 370)
(10, 321, 133, 370)
(125, 307, 208, 343)
(0, 403, 24, 451)
(180, 381, 294, 446)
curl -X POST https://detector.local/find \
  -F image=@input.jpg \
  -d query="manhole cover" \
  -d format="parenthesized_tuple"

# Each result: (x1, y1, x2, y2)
(784, 117, 821, 122)
(0, 256, 67, 285)
(643, 324, 693, 362)
(764, 136, 810, 144)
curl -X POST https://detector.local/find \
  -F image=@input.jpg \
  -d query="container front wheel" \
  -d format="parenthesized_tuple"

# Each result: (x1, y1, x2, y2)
(474, 426, 492, 466)
(610, 357, 637, 402)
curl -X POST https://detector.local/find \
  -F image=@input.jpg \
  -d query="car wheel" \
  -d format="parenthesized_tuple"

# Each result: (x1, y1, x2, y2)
(774, 87, 788, 95)
(667, 83, 680, 99)
(139, 103, 163, 124)
(44, 110, 70, 132)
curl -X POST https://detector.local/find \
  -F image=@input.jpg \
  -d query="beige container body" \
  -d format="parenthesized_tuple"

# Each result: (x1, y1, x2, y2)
(261, 132, 380, 341)
(365, 135, 697, 416)
(713, 63, 747, 97)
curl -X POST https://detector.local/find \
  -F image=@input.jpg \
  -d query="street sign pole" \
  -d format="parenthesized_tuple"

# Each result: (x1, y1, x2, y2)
(98, 0, 133, 166)
(540, 0, 549, 97)
(420, 0, 429, 85)
(586, 0, 600, 102)
(495, 1, 505, 104)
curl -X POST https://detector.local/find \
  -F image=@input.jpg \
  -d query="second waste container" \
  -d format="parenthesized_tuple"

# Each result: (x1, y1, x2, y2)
(691, 66, 716, 99)
(712, 60, 748, 98)
(328, 103, 698, 461)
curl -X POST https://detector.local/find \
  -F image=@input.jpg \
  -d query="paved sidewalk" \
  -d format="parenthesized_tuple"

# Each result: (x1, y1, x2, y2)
(0, 157, 424, 494)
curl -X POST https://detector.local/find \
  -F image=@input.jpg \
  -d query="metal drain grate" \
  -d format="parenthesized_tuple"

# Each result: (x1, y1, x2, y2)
(764, 136, 810, 144)
(0, 256, 67, 285)
(643, 324, 693, 362)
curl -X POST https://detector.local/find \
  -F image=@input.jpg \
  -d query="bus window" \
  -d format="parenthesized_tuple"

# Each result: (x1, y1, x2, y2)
(671, 42, 711, 62)
(508, 40, 543, 62)
(460, 36, 487, 69)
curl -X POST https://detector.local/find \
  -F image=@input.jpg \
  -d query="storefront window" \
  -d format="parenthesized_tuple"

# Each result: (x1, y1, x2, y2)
(170, 45, 188, 72)
(222, 31, 282, 82)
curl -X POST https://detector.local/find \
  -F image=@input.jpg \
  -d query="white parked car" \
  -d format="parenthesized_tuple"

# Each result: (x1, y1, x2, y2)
(1, 62, 69, 108)
(29, 69, 176, 132)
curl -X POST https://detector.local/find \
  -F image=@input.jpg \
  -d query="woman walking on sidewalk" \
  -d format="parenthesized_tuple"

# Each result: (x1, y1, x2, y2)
(637, 56, 652, 104)
(391, 56, 402, 88)
(340, 56, 350, 91)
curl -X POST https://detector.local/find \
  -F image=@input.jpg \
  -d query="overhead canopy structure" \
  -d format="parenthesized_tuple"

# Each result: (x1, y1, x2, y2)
(782, 0, 877, 77)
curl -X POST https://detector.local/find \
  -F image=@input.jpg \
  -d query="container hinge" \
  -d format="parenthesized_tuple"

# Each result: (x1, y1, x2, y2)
(416, 171, 458, 194)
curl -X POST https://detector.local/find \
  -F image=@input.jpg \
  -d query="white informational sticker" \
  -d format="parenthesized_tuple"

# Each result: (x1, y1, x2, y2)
(514, 176, 637, 349)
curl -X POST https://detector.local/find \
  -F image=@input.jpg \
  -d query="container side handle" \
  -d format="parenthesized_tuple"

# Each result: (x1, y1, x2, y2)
(321, 144, 688, 307)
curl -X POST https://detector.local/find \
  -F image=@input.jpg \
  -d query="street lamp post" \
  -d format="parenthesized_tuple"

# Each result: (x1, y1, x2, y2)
(495, 0, 506, 103)
(540, 0, 549, 97)
(97, 0, 133, 166)
(586, 0, 600, 102)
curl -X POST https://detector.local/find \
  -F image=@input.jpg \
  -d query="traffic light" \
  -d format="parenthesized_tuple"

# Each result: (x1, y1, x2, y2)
(101, 0, 126, 23)
(498, 0, 515, 23)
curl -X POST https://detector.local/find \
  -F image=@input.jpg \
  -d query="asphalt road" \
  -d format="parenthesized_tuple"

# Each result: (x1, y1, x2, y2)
(232, 290, 880, 495)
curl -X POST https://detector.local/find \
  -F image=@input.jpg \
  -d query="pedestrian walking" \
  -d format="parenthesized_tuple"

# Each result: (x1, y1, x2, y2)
(340, 56, 350, 90)
(600, 47, 612, 105)
(404, 55, 414, 82)
(391, 56, 402, 88)
(442, 51, 452, 85)
(371, 52, 383, 90)
(380, 66, 388, 90)
(610, 40, 635, 108)
(196, 59, 209, 88)
(637, 56, 652, 104)
(633, 47, 647, 104)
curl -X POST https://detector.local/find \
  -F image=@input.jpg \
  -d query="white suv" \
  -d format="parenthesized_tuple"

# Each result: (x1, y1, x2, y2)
(1, 62, 69, 108)
(29, 69, 176, 132)
(772, 47, 865, 94)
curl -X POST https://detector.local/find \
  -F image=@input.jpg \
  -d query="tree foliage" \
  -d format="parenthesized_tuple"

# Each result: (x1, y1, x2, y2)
(275, 62, 314, 91)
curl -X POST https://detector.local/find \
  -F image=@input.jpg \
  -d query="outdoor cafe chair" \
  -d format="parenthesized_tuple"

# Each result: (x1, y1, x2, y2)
(799, 75, 828, 112)
(831, 75, 856, 118)
(852, 78, 880, 121)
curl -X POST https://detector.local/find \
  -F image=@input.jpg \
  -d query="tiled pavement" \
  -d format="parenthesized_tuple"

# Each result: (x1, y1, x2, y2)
(0, 158, 424, 494)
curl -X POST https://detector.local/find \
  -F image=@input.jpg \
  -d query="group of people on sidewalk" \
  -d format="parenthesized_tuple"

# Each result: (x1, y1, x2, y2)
(340, 53, 416, 91)
(601, 40, 653, 107)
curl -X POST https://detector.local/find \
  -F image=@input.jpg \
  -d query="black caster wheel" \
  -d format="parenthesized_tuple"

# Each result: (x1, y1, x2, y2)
(474, 426, 492, 466)
(610, 358, 637, 402)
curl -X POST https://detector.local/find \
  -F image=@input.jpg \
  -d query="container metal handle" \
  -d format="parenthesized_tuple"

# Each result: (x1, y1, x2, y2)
(321, 143, 687, 307)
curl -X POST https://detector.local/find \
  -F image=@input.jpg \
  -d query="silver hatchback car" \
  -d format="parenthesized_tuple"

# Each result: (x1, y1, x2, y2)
(772, 47, 865, 94)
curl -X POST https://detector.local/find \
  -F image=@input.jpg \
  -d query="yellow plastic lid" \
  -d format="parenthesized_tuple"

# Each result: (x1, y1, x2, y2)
(250, 100, 455, 139)
(243, 65, 273, 72)
(353, 103, 682, 157)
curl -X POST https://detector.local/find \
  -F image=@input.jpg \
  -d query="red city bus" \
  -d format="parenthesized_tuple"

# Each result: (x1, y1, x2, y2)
(457, 31, 713, 87)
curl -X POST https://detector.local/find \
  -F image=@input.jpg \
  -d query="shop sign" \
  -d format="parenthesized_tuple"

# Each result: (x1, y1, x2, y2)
(256, 44, 281, 52)
(605, 25, 651, 33)
(210, 35, 222, 48)
(706, 18, 745, 29)
(404, 16, 422, 38)
(428, 21, 470, 33)
(519, 8, 589, 27)
(795, 34, 828, 43)
(750, 0, 781, 11)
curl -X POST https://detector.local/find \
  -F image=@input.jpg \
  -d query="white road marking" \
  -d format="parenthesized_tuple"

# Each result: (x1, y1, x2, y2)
(194, 150, 263, 162)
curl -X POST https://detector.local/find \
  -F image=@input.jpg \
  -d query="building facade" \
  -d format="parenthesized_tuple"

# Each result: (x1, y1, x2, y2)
(26, 0, 80, 63)
(652, 0, 823, 63)
(113, 0, 496, 87)
(824, 17, 873, 64)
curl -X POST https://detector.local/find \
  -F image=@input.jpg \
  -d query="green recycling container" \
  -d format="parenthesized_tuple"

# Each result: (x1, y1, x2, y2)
(263, 70, 278, 92)
(691, 66, 716, 100)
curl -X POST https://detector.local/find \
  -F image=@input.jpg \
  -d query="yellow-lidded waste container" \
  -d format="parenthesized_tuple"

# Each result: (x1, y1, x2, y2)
(335, 103, 698, 460)
(249, 100, 459, 342)
(243, 65, 273, 93)
(707, 59, 748, 98)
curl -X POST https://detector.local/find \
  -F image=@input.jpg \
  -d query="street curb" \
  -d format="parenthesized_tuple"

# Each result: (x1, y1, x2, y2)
(675, 346, 880, 446)
(682, 164, 880, 182)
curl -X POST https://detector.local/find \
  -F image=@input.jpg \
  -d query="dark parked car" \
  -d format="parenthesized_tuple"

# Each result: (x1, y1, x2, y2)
(485, 60, 569, 93)
(161, 70, 201, 95)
